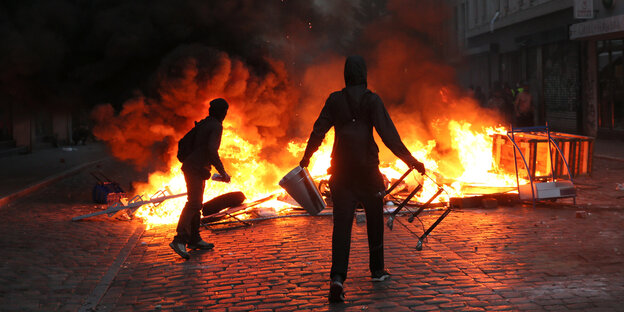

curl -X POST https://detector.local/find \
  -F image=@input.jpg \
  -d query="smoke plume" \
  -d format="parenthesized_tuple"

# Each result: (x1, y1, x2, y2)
(2, 0, 502, 188)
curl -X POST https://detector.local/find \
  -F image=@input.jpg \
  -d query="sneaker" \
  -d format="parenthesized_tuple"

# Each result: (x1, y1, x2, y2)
(371, 269, 391, 282)
(169, 242, 190, 259)
(328, 280, 345, 303)
(188, 240, 215, 250)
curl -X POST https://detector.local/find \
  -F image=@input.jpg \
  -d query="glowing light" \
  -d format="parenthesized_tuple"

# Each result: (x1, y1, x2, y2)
(132, 87, 526, 227)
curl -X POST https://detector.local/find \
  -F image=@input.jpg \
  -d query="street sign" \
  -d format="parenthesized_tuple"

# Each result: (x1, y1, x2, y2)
(575, 0, 594, 19)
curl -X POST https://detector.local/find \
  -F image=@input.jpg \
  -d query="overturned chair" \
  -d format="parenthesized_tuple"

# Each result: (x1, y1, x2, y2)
(382, 167, 452, 251)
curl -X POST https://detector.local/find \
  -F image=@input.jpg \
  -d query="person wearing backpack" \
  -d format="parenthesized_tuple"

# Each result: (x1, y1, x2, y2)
(299, 55, 426, 302)
(170, 98, 231, 260)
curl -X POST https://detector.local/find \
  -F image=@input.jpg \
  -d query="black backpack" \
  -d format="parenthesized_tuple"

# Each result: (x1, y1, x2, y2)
(176, 120, 203, 162)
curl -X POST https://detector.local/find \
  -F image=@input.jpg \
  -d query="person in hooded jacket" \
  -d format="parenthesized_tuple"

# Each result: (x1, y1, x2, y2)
(170, 98, 231, 260)
(299, 55, 426, 302)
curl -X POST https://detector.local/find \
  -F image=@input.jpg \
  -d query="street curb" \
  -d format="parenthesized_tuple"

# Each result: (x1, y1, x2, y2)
(79, 224, 145, 312)
(0, 157, 110, 208)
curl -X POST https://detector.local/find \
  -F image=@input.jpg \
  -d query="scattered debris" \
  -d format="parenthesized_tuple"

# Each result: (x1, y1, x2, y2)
(72, 188, 186, 221)
(200, 194, 276, 229)
(575, 211, 589, 218)
(90, 171, 126, 204)
(201, 192, 246, 216)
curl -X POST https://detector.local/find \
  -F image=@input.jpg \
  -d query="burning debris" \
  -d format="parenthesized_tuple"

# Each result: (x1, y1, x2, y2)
(74, 123, 593, 229)
(201, 191, 246, 217)
(72, 187, 187, 222)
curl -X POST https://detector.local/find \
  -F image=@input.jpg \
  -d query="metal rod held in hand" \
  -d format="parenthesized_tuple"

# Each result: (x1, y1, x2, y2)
(375, 167, 413, 198)
(386, 183, 422, 230)
(415, 207, 452, 251)
(407, 187, 444, 223)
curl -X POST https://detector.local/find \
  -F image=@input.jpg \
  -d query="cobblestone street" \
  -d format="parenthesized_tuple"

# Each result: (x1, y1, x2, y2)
(0, 158, 623, 311)
(99, 208, 624, 311)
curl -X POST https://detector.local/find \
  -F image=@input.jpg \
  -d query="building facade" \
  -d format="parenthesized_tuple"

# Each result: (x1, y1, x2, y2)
(0, 102, 75, 155)
(449, 0, 624, 138)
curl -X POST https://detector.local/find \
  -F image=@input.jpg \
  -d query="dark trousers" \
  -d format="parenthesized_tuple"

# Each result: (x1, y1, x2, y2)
(329, 174, 385, 282)
(173, 170, 206, 244)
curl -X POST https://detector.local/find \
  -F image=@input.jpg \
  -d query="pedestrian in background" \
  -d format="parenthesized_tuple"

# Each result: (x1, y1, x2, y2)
(487, 81, 511, 125)
(514, 82, 534, 127)
(299, 55, 426, 303)
(170, 98, 231, 260)
(502, 82, 515, 125)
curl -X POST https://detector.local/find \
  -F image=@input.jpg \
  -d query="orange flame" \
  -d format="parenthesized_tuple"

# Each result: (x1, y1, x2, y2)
(131, 93, 523, 228)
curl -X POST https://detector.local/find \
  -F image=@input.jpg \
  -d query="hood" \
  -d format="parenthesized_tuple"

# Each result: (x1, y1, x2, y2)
(208, 98, 229, 122)
(344, 55, 367, 87)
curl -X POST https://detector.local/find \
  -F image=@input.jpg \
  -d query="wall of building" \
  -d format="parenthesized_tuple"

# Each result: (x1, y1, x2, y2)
(458, 4, 579, 131)
(449, 0, 624, 136)
(582, 41, 599, 137)
(570, 0, 624, 138)
(11, 104, 33, 152)
(4, 102, 74, 152)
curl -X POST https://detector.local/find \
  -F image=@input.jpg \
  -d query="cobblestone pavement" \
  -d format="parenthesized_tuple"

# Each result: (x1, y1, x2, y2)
(0, 143, 109, 199)
(0, 159, 145, 311)
(98, 207, 624, 312)
(574, 157, 624, 209)
(0, 158, 623, 311)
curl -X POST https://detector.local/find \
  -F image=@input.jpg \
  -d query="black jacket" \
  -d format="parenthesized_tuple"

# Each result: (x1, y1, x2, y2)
(181, 116, 227, 179)
(302, 56, 417, 183)
(302, 85, 416, 176)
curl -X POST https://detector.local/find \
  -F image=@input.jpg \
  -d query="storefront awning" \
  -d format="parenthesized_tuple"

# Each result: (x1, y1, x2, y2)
(570, 15, 624, 40)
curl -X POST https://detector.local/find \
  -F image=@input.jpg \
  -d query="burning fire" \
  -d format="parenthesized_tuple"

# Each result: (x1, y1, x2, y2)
(131, 103, 522, 227)
(84, 0, 511, 229)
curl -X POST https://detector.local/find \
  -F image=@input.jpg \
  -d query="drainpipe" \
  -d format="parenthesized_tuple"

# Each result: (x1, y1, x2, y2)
(490, 11, 500, 33)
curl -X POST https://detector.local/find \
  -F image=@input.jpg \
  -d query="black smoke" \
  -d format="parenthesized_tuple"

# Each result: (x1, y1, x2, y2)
(2, 0, 495, 179)
(0, 0, 377, 111)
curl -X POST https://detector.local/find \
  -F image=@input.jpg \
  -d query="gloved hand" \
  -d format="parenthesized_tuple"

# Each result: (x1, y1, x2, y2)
(299, 157, 310, 168)
(410, 159, 426, 175)
(221, 172, 231, 183)
(213, 172, 231, 183)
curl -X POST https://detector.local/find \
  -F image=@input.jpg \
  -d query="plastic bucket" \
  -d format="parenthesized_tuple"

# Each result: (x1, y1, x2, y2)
(279, 166, 326, 215)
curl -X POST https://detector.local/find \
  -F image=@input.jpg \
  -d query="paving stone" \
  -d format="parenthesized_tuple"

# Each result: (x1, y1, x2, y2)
(410, 304, 441, 311)
(484, 304, 514, 310)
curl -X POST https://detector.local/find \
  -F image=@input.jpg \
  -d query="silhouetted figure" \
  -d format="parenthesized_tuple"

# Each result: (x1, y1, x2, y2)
(474, 86, 486, 107)
(502, 82, 515, 125)
(487, 82, 503, 108)
(514, 83, 534, 127)
(170, 98, 231, 260)
(487, 82, 509, 124)
(299, 55, 426, 303)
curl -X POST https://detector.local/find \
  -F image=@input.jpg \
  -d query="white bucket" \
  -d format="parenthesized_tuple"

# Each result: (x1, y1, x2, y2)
(279, 166, 326, 215)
